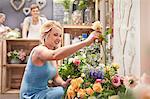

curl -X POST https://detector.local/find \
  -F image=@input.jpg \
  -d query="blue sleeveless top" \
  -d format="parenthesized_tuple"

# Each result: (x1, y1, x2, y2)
(20, 48, 57, 98)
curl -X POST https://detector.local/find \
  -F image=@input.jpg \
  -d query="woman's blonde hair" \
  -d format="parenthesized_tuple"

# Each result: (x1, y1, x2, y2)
(0, 13, 5, 18)
(40, 20, 63, 44)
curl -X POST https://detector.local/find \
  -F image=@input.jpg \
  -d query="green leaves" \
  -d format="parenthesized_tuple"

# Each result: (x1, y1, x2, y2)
(78, 0, 88, 10)
(59, 0, 72, 11)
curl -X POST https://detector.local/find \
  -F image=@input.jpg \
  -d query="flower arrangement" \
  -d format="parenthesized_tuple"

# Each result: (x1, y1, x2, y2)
(7, 49, 26, 63)
(65, 63, 128, 99)
(59, 21, 138, 98)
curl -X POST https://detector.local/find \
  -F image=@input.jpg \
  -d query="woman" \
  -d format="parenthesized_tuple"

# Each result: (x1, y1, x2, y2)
(20, 20, 101, 99)
(0, 13, 10, 38)
(22, 4, 47, 39)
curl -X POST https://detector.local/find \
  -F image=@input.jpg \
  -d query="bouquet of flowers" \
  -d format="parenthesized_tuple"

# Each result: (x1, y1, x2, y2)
(65, 63, 127, 99)
(7, 49, 26, 63)
(59, 21, 138, 98)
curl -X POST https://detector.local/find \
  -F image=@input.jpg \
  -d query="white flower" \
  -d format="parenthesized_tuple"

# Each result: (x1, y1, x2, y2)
(68, 58, 74, 63)
(88, 96, 97, 99)
(81, 73, 85, 78)
(92, 21, 103, 31)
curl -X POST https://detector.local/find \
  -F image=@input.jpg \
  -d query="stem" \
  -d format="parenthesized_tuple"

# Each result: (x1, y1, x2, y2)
(101, 42, 107, 65)
(122, 0, 133, 76)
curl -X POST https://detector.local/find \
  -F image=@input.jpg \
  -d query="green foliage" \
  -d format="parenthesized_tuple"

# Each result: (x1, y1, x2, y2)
(59, 41, 101, 81)
(59, 0, 72, 11)
(78, 0, 88, 10)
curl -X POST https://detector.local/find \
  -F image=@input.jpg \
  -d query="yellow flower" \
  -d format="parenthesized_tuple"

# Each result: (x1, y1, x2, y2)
(85, 88, 94, 96)
(112, 63, 120, 69)
(93, 83, 103, 93)
(92, 21, 103, 31)
(104, 66, 111, 72)
(77, 89, 86, 98)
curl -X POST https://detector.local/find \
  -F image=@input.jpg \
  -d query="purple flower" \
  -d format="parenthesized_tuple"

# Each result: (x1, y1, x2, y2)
(90, 70, 104, 79)
(97, 71, 104, 79)
(93, 72, 98, 79)
(90, 70, 94, 77)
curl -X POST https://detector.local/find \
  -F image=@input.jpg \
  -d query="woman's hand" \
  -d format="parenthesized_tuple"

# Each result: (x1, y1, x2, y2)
(61, 78, 72, 88)
(84, 31, 101, 46)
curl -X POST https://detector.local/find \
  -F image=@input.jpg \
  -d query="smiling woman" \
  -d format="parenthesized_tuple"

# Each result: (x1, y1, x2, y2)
(20, 20, 101, 99)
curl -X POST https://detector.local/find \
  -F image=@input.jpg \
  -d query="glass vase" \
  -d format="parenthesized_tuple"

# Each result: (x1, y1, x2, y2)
(63, 11, 70, 24)
(72, 10, 83, 25)
(84, 7, 92, 25)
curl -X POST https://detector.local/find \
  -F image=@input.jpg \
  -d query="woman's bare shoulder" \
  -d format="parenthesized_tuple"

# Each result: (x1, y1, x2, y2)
(34, 45, 48, 52)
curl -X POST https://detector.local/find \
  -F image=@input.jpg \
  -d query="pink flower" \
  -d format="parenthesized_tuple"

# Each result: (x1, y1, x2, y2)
(123, 75, 138, 88)
(73, 58, 80, 66)
(96, 79, 105, 83)
(111, 75, 121, 87)
(18, 49, 26, 61)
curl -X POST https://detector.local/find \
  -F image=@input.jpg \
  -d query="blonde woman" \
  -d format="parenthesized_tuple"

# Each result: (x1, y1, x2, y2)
(20, 20, 101, 99)
(22, 4, 47, 39)
(0, 13, 10, 38)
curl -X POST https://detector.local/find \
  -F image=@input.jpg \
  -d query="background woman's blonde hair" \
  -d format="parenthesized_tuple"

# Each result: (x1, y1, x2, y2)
(0, 13, 5, 18)
(40, 20, 63, 44)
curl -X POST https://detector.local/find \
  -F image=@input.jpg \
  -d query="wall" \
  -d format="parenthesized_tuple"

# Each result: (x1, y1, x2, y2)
(113, 0, 140, 77)
(140, 0, 150, 75)
(0, 0, 53, 29)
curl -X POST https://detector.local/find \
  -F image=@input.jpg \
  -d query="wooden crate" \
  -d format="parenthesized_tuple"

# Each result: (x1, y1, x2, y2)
(1, 39, 39, 93)
(0, 40, 3, 93)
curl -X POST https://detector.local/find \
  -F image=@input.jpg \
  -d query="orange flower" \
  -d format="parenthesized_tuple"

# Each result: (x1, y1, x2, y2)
(71, 79, 80, 90)
(77, 77, 84, 84)
(85, 88, 94, 96)
(93, 83, 103, 93)
(67, 86, 76, 99)
(77, 89, 86, 98)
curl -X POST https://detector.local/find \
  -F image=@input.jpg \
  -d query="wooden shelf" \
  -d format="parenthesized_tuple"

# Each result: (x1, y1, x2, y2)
(1, 39, 40, 93)
(63, 25, 93, 36)
(5, 89, 19, 94)
(63, 25, 92, 29)
(5, 64, 26, 68)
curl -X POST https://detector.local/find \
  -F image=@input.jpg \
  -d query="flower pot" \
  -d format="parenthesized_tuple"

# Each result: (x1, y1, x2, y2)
(10, 58, 21, 64)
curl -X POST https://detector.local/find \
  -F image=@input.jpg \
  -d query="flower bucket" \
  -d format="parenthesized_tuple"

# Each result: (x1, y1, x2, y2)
(10, 58, 21, 64)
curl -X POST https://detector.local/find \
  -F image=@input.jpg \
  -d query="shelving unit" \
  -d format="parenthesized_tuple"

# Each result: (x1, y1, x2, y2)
(1, 39, 39, 93)
(63, 25, 93, 35)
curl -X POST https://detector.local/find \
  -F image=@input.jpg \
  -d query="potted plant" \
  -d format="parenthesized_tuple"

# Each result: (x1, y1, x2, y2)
(7, 49, 26, 64)
(59, 0, 73, 24)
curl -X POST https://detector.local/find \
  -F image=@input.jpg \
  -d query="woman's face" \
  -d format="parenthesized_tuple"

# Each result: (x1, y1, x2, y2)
(45, 27, 62, 49)
(31, 8, 40, 18)
(0, 16, 5, 24)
